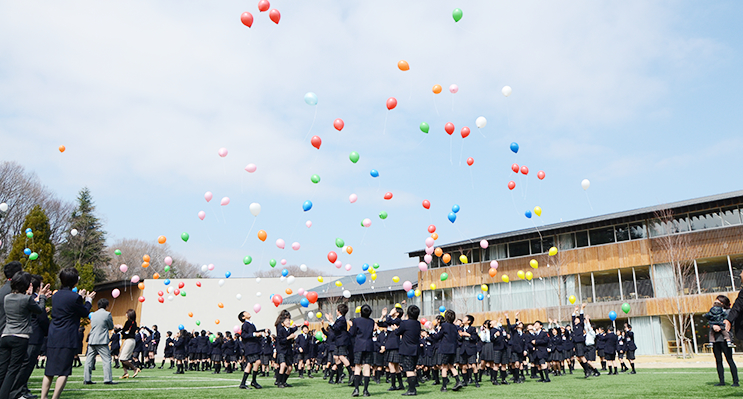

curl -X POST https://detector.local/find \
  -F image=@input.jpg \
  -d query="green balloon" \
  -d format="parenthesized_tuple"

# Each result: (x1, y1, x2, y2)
(195, 320, 201, 326)
(114, 249, 122, 256)
(164, 265, 170, 273)
(349, 151, 360, 163)
(180, 290, 186, 296)
(440, 272, 449, 281)
(372, 263, 380, 269)
(420, 122, 429, 133)
(622, 302, 631, 314)
(270, 259, 277, 267)
(311, 174, 321, 184)
(209, 334, 216, 343)
(314, 331, 324, 342)
(379, 211, 388, 220)
(452, 8, 463, 22)
(243, 256, 252, 265)
(28, 252, 38, 261)
(181, 232, 189, 242)
(361, 220, 364, 227)
(335, 238, 345, 248)
(26, 232, 33, 238)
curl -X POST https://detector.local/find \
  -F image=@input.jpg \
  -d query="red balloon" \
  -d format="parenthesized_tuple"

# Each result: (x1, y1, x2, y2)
(511, 163, 519, 173)
(306, 291, 318, 304)
(311, 135, 322, 149)
(384, 192, 393, 200)
(428, 225, 436, 233)
(157, 291, 164, 297)
(196, 281, 201, 287)
(304, 321, 309, 326)
(466, 157, 474, 166)
(422, 200, 431, 209)
(258, 0, 270, 12)
(174, 289, 180, 296)
(460, 127, 470, 138)
(333, 118, 344, 131)
(240, 12, 254, 27)
(272, 294, 283, 307)
(537, 170, 546, 180)
(158, 296, 164, 303)
(269, 9, 280, 24)
(178, 282, 185, 289)
(386, 97, 397, 110)
(521, 166, 529, 175)
(327, 251, 338, 264)
(508, 181, 516, 190)
(444, 122, 454, 135)
(138, 296, 145, 303)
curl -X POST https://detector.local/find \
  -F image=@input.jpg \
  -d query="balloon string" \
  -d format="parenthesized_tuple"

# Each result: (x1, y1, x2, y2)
(458, 139, 464, 166)
(433, 96, 439, 116)
(585, 191, 594, 211)
(453, 225, 474, 244)
(240, 218, 257, 248)
(413, 135, 428, 150)
(382, 112, 389, 135)
(303, 105, 319, 142)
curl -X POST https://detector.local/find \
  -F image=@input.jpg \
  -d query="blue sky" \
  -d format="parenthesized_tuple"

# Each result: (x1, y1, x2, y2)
(0, 1, 742, 280)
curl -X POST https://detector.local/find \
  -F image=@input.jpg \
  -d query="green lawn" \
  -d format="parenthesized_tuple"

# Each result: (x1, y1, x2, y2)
(27, 365, 743, 399)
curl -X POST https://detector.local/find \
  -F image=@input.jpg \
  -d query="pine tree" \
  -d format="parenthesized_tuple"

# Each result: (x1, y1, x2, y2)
(58, 188, 110, 283)
(6, 205, 59, 287)
(75, 262, 97, 292)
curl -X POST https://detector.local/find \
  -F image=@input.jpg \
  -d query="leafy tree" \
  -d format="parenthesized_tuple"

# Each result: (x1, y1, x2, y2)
(58, 188, 109, 283)
(75, 262, 97, 292)
(6, 205, 59, 287)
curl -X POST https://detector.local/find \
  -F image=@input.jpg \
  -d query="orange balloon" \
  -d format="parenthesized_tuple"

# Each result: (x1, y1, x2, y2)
(153, 273, 160, 279)
(433, 84, 442, 94)
(141, 262, 149, 268)
(431, 233, 439, 240)
(218, 302, 224, 308)
(257, 230, 267, 242)
(346, 246, 353, 255)
(488, 268, 497, 278)
(442, 253, 451, 264)
(138, 282, 145, 290)
(215, 319, 220, 325)
(157, 235, 166, 244)
(143, 254, 150, 262)
(188, 312, 193, 317)
(398, 60, 410, 71)
(285, 288, 293, 295)
(434, 247, 443, 257)
(58, 145, 66, 153)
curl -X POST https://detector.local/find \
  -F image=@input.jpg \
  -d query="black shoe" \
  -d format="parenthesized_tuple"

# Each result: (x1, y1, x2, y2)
(277, 383, 286, 389)
(440, 387, 447, 392)
(284, 382, 293, 388)
(452, 382, 463, 391)
(733, 382, 740, 387)
(83, 381, 96, 385)
(104, 382, 118, 385)
(388, 386, 399, 392)
(594, 370, 601, 377)
(630, 370, 636, 374)
(352, 388, 360, 397)
(431, 381, 439, 386)
(402, 390, 417, 396)
(308, 374, 314, 379)
(715, 382, 726, 386)
(474, 381, 480, 388)
(363, 390, 371, 397)
(239, 385, 251, 390)
(251, 382, 262, 389)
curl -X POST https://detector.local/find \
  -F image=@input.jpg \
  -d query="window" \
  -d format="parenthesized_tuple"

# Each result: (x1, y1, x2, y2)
(470, 248, 482, 263)
(453, 286, 482, 314)
(428, 288, 453, 315)
(530, 239, 542, 255)
(541, 236, 555, 252)
(648, 219, 667, 238)
(633, 267, 653, 299)
(620, 269, 635, 300)
(510, 280, 535, 310)
(690, 210, 723, 231)
(630, 222, 647, 239)
(697, 256, 733, 294)
(578, 273, 593, 303)
(731, 255, 743, 291)
(576, 231, 589, 248)
(593, 271, 621, 302)
(509, 241, 530, 257)
(589, 227, 615, 246)
(722, 207, 741, 227)
(615, 225, 630, 242)
(488, 244, 507, 260)
(653, 263, 676, 298)
(558, 233, 575, 250)
(672, 213, 691, 233)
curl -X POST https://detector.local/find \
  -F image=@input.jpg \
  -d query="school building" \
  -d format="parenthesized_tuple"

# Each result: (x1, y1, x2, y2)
(409, 190, 743, 356)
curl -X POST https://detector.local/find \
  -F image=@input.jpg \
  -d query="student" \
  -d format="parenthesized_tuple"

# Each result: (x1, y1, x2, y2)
(373, 324, 386, 384)
(378, 306, 403, 391)
(458, 315, 479, 388)
(478, 321, 493, 384)
(583, 315, 600, 378)
(110, 327, 121, 369)
(173, 329, 187, 374)
(149, 325, 160, 369)
(198, 330, 210, 371)
(296, 325, 311, 378)
(327, 304, 352, 386)
(491, 319, 509, 385)
(430, 310, 463, 392)
(349, 304, 375, 397)
(276, 315, 298, 388)
(395, 305, 422, 396)
(531, 320, 551, 383)
(617, 330, 626, 372)
(604, 326, 618, 375)
(260, 329, 273, 377)
(222, 332, 235, 373)
(624, 323, 637, 374)
(162, 331, 174, 369)
(188, 331, 199, 371)
(505, 313, 525, 383)
(210, 332, 223, 374)
(321, 322, 338, 383)
(239, 310, 265, 389)
(596, 327, 607, 370)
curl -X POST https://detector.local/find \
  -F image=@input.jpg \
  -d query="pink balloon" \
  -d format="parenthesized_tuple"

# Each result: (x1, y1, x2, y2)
(418, 262, 428, 272)
(334, 260, 342, 269)
(297, 288, 305, 296)
(253, 304, 261, 313)
(349, 194, 357, 203)
(449, 84, 459, 94)
(425, 246, 434, 255)
(233, 325, 241, 334)
(112, 289, 120, 299)
(208, 264, 215, 271)
(276, 239, 285, 249)
(119, 264, 128, 273)
(425, 321, 432, 329)
(344, 264, 352, 271)
(245, 163, 257, 173)
(131, 275, 140, 284)
(403, 281, 413, 291)
(164, 256, 173, 266)
(218, 148, 228, 157)
(291, 242, 300, 250)
(490, 260, 498, 269)
(480, 240, 489, 249)
(281, 259, 287, 265)
(425, 237, 434, 247)
(198, 211, 205, 220)
(221, 197, 230, 206)
(362, 218, 372, 227)
(205, 192, 213, 202)
(306, 220, 312, 228)
(424, 254, 432, 264)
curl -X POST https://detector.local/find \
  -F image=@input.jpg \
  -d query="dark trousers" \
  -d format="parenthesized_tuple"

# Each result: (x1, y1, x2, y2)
(713, 342, 739, 383)
(0, 336, 30, 399)
(11, 343, 40, 398)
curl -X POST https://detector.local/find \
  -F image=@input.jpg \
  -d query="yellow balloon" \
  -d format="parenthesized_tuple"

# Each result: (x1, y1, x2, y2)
(517, 270, 525, 279)
(414, 289, 421, 297)
(335, 281, 342, 287)
(481, 284, 488, 292)
(534, 206, 542, 217)
(459, 255, 468, 264)
(392, 276, 400, 283)
(317, 276, 324, 282)
(568, 295, 576, 304)
(530, 259, 539, 269)
(549, 246, 558, 256)
(525, 271, 533, 281)
(370, 269, 376, 275)
(371, 274, 377, 280)
(429, 283, 437, 290)
(501, 274, 509, 283)
(395, 303, 401, 308)
(316, 312, 323, 318)
(355, 306, 361, 313)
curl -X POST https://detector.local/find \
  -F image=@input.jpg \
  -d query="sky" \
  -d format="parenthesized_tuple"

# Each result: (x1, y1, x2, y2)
(1, 1, 742, 280)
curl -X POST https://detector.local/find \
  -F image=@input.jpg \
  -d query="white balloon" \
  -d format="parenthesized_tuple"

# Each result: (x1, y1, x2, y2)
(581, 179, 591, 190)
(218, 279, 225, 286)
(256, 292, 262, 297)
(255, 278, 261, 283)
(201, 265, 208, 272)
(287, 275, 295, 285)
(0, 203, 7, 212)
(502, 86, 512, 97)
(307, 312, 314, 319)
(167, 286, 173, 294)
(342, 290, 351, 299)
(280, 276, 286, 281)
(236, 294, 242, 300)
(167, 295, 174, 301)
(249, 203, 261, 217)
(299, 264, 308, 272)
(476, 116, 487, 129)
(70, 229, 78, 236)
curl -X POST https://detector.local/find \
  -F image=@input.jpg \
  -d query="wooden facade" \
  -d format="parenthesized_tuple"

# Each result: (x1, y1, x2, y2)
(82, 281, 143, 354)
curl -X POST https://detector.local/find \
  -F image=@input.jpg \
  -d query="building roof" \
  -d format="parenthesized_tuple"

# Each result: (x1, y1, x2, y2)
(409, 189, 743, 257)
(283, 267, 419, 305)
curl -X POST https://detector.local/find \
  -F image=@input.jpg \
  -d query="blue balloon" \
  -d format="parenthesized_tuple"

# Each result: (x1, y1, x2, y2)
(178, 324, 185, 330)
(452, 204, 460, 213)
(300, 298, 310, 308)
(269, 294, 274, 300)
(164, 279, 171, 286)
(356, 274, 367, 285)
(88, 312, 93, 319)
(362, 263, 369, 271)
(608, 311, 617, 321)
(72, 287, 78, 293)
(477, 293, 484, 301)
(510, 142, 519, 153)
(303, 200, 313, 212)
(25, 228, 32, 233)
(438, 306, 446, 313)
(525, 211, 532, 219)
(304, 92, 318, 106)
(225, 271, 232, 278)
(23, 248, 31, 256)
(407, 289, 415, 298)
(281, 269, 289, 277)
(370, 169, 379, 178)
(448, 212, 457, 223)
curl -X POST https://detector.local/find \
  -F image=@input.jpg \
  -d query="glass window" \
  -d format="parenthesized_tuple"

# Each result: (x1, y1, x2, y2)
(558, 233, 575, 250)
(697, 256, 733, 294)
(653, 263, 676, 298)
(576, 231, 589, 248)
(648, 219, 667, 238)
(731, 255, 743, 291)
(620, 269, 635, 299)
(451, 253, 462, 266)
(630, 222, 647, 239)
(510, 280, 535, 310)
(489, 244, 507, 260)
(690, 210, 723, 231)
(470, 248, 481, 263)
(509, 241, 530, 257)
(722, 207, 741, 227)
(431, 288, 453, 314)
(578, 273, 593, 303)
(670, 213, 690, 234)
(634, 267, 654, 299)
(615, 225, 630, 242)
(530, 239, 542, 255)
(541, 236, 555, 252)
(589, 227, 615, 246)
(593, 271, 621, 302)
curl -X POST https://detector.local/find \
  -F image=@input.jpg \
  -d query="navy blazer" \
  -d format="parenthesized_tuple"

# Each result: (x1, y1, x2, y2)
(430, 323, 459, 355)
(604, 332, 618, 353)
(331, 315, 350, 347)
(46, 288, 92, 349)
(30, 309, 50, 346)
(241, 321, 262, 355)
(625, 330, 637, 351)
(572, 313, 586, 343)
(378, 316, 401, 350)
(461, 326, 479, 356)
(174, 337, 186, 356)
(395, 319, 422, 357)
(296, 333, 311, 353)
(277, 326, 297, 355)
(348, 317, 375, 352)
(533, 330, 550, 355)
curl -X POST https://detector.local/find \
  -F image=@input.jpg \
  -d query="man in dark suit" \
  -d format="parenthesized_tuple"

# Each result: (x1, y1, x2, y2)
(348, 305, 375, 397)
(238, 310, 265, 389)
(396, 306, 422, 396)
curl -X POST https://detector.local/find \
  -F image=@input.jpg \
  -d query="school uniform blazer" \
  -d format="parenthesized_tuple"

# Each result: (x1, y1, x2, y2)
(572, 313, 586, 343)
(491, 327, 507, 351)
(322, 326, 336, 351)
(604, 333, 618, 353)
(596, 333, 607, 349)
(134, 333, 144, 353)
(152, 331, 161, 348)
(277, 326, 297, 355)
(47, 288, 92, 349)
(395, 319, 422, 357)
(533, 330, 550, 356)
(617, 336, 625, 353)
(262, 336, 273, 355)
(296, 333, 311, 353)
(378, 316, 401, 350)
(240, 321, 262, 355)
(331, 315, 350, 347)
(348, 317, 375, 352)
(187, 338, 198, 354)
(430, 323, 459, 355)
(110, 333, 121, 352)
(373, 331, 384, 352)
(209, 338, 222, 355)
(30, 310, 50, 346)
(461, 326, 479, 356)
(625, 331, 637, 351)
(221, 339, 234, 356)
(198, 335, 210, 354)
(174, 338, 186, 356)
(164, 337, 174, 354)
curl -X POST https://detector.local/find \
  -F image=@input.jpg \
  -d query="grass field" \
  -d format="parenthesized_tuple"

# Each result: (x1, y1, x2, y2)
(27, 365, 743, 399)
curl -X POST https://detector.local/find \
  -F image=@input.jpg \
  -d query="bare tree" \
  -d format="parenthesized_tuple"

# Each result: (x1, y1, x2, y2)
(546, 249, 573, 324)
(103, 238, 205, 280)
(254, 264, 323, 278)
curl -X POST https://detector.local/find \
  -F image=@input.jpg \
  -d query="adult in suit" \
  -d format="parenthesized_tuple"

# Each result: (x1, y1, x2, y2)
(238, 310, 265, 389)
(13, 274, 50, 399)
(348, 305, 375, 397)
(41, 267, 95, 399)
(84, 298, 116, 385)
(0, 262, 23, 334)
(395, 305, 422, 396)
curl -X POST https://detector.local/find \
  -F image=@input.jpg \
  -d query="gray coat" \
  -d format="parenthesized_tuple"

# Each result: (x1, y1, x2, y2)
(0, 280, 12, 334)
(88, 309, 114, 345)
